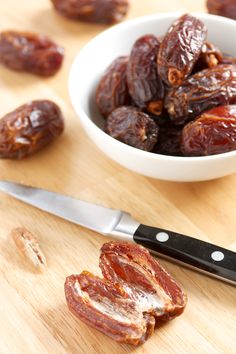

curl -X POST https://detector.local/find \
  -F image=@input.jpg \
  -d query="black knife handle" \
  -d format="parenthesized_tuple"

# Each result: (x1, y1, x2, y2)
(134, 224, 236, 284)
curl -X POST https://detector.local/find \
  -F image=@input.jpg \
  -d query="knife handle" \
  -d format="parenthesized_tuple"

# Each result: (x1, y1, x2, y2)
(133, 224, 236, 285)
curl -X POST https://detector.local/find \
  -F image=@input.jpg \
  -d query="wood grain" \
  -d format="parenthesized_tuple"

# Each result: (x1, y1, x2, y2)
(0, 1, 235, 353)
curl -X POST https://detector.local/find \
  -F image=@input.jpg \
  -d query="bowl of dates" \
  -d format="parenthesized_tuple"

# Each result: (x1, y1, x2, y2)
(69, 13, 236, 181)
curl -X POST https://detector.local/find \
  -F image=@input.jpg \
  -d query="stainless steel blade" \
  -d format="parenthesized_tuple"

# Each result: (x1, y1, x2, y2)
(0, 181, 137, 235)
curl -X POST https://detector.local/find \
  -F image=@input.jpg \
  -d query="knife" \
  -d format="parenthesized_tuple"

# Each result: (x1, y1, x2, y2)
(0, 180, 235, 285)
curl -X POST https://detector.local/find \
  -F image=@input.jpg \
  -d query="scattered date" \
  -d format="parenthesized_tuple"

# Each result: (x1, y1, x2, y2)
(51, 0, 129, 24)
(165, 65, 236, 125)
(207, 0, 236, 20)
(127, 35, 164, 115)
(182, 105, 236, 156)
(65, 241, 187, 345)
(106, 106, 159, 151)
(0, 100, 64, 159)
(158, 14, 207, 87)
(96, 56, 131, 118)
(0, 31, 64, 76)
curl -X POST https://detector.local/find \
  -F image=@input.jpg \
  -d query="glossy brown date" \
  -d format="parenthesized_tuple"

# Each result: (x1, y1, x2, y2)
(181, 105, 236, 156)
(165, 65, 236, 125)
(96, 56, 131, 118)
(65, 241, 187, 345)
(158, 14, 207, 87)
(127, 35, 165, 115)
(193, 41, 223, 73)
(51, 0, 129, 24)
(106, 106, 159, 151)
(0, 100, 64, 159)
(207, 0, 236, 20)
(0, 31, 64, 76)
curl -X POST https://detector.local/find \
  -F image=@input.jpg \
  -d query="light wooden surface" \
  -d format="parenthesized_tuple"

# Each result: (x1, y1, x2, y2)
(0, 1, 235, 353)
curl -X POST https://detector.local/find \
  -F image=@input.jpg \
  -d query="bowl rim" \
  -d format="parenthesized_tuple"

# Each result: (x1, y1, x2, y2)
(69, 12, 236, 162)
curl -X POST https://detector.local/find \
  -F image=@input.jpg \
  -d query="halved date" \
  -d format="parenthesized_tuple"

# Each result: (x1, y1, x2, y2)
(181, 105, 236, 156)
(165, 65, 236, 125)
(127, 35, 165, 115)
(106, 106, 159, 151)
(158, 14, 207, 87)
(0, 100, 64, 159)
(207, 0, 236, 20)
(0, 31, 64, 76)
(96, 56, 131, 118)
(100, 242, 187, 320)
(51, 0, 129, 24)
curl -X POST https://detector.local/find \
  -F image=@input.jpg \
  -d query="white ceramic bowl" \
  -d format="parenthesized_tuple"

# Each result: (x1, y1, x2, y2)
(69, 13, 236, 182)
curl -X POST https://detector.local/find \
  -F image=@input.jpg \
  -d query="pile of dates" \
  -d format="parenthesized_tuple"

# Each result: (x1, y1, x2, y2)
(96, 14, 236, 157)
(65, 241, 187, 345)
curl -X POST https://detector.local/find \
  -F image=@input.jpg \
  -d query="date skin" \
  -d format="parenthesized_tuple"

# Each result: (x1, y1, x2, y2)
(207, 0, 236, 20)
(154, 123, 183, 156)
(65, 242, 187, 345)
(182, 105, 236, 156)
(193, 41, 223, 73)
(96, 56, 131, 118)
(106, 106, 159, 151)
(0, 100, 64, 159)
(165, 65, 236, 125)
(158, 14, 207, 87)
(127, 35, 165, 115)
(51, 0, 129, 24)
(0, 31, 64, 76)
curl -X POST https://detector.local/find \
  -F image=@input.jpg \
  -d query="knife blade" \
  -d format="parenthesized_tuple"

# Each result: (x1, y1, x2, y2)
(0, 180, 235, 286)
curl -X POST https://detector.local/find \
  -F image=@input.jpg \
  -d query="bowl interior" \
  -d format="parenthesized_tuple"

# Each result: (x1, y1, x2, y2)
(70, 13, 236, 134)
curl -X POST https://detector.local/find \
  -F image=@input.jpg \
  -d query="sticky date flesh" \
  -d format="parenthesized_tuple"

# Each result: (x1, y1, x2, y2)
(106, 107, 159, 151)
(181, 105, 236, 156)
(165, 65, 236, 125)
(127, 35, 164, 115)
(0, 31, 64, 76)
(96, 56, 131, 118)
(51, 0, 129, 24)
(158, 14, 207, 87)
(65, 242, 187, 345)
(193, 41, 223, 73)
(207, 0, 236, 20)
(0, 100, 64, 159)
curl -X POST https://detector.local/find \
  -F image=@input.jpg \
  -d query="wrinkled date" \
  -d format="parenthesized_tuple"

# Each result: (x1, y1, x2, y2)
(207, 0, 236, 20)
(193, 41, 223, 73)
(51, 0, 129, 24)
(165, 65, 236, 125)
(158, 14, 207, 87)
(154, 123, 183, 156)
(96, 56, 131, 118)
(0, 100, 64, 159)
(106, 106, 159, 151)
(127, 35, 165, 115)
(65, 241, 187, 345)
(0, 31, 64, 76)
(181, 105, 236, 156)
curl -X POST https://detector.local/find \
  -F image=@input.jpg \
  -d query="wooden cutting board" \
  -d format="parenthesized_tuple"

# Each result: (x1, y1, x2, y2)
(0, 1, 235, 353)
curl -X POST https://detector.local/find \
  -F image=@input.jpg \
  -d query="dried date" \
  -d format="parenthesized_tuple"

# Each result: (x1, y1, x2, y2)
(96, 56, 131, 118)
(11, 227, 47, 271)
(181, 105, 236, 156)
(0, 31, 64, 76)
(165, 65, 236, 125)
(154, 123, 183, 156)
(127, 35, 165, 115)
(207, 0, 236, 20)
(158, 14, 207, 87)
(106, 106, 159, 151)
(0, 100, 64, 159)
(65, 241, 187, 345)
(193, 41, 223, 73)
(51, 0, 129, 24)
